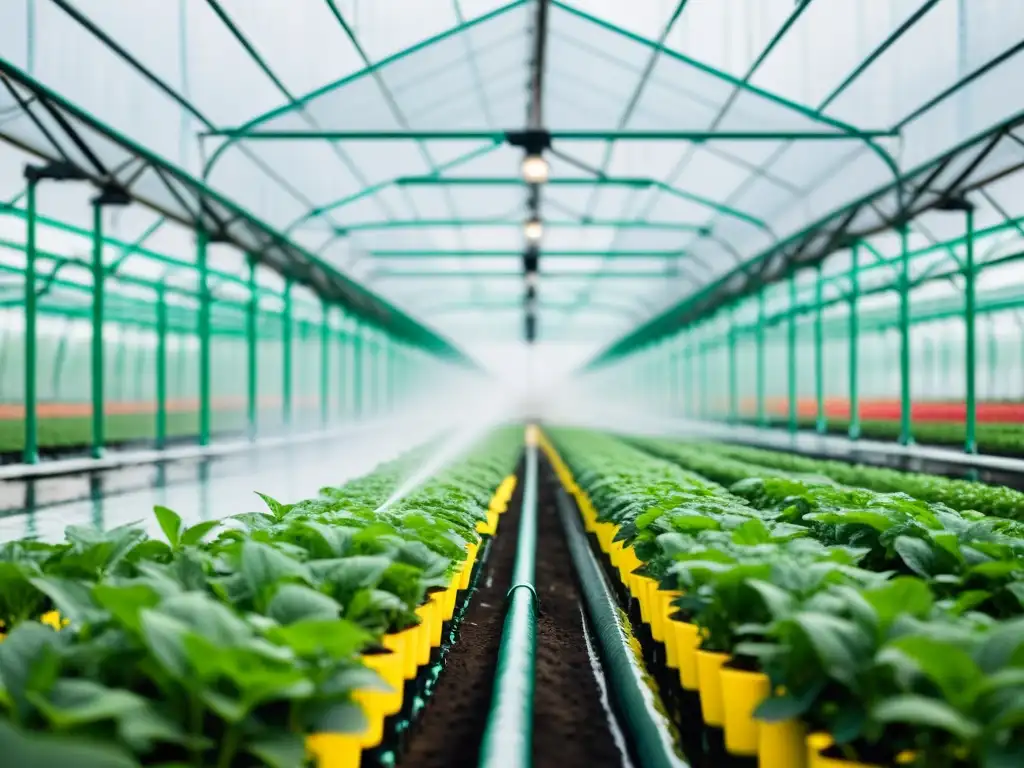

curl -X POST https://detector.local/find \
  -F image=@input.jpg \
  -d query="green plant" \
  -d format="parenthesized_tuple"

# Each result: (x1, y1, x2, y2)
(550, 427, 1024, 766)
(0, 426, 523, 765)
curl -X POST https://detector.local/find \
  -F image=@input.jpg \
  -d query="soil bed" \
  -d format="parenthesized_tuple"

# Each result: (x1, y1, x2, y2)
(399, 465, 526, 768)
(532, 461, 626, 768)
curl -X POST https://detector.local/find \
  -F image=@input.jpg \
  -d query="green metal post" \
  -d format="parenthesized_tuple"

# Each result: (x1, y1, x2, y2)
(788, 272, 798, 435)
(387, 341, 397, 414)
(699, 332, 710, 419)
(377, 333, 388, 416)
(369, 331, 379, 418)
(156, 283, 167, 449)
(337, 319, 348, 421)
(988, 326, 998, 402)
(91, 202, 105, 458)
(246, 256, 258, 441)
(23, 178, 39, 464)
(320, 301, 330, 428)
(848, 244, 861, 439)
(667, 339, 678, 415)
(197, 228, 211, 446)
(814, 263, 826, 434)
(282, 279, 293, 429)
(686, 334, 696, 418)
(352, 320, 364, 419)
(756, 287, 766, 427)
(964, 205, 977, 453)
(898, 224, 913, 445)
(728, 304, 738, 423)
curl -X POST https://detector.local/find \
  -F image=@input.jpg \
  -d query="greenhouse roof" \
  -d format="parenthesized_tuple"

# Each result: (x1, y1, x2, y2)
(2, 0, 1024, 363)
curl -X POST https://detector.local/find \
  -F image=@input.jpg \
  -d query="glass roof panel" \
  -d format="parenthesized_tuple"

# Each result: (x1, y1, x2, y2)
(3, 0, 1023, 359)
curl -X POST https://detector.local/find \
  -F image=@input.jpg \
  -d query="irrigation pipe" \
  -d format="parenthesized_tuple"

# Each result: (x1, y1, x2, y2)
(477, 435, 539, 768)
(555, 483, 690, 768)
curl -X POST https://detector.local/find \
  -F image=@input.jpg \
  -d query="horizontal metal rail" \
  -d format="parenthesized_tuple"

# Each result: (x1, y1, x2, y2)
(0, 412, 445, 482)
(478, 441, 539, 768)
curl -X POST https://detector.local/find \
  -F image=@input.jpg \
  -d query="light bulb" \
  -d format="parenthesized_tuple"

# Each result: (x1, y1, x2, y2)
(521, 153, 549, 184)
(524, 218, 543, 244)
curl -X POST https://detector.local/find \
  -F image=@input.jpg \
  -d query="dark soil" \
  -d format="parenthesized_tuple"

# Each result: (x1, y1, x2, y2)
(398, 471, 526, 768)
(532, 464, 625, 768)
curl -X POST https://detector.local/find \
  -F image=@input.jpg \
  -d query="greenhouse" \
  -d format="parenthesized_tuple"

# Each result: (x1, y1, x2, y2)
(1, 1, 1023, 767)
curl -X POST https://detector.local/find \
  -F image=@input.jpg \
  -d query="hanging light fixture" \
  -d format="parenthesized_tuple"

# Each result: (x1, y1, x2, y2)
(521, 152, 549, 185)
(507, 129, 552, 185)
(524, 216, 543, 245)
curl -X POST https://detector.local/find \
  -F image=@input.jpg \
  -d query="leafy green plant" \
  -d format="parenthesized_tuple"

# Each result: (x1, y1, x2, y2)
(0, 427, 522, 765)
(550, 427, 1024, 766)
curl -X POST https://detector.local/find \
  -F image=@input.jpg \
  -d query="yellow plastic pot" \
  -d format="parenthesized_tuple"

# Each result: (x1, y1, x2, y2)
(696, 649, 730, 727)
(459, 542, 479, 590)
(426, 592, 446, 647)
(414, 603, 435, 665)
(636, 576, 659, 624)
(442, 581, 459, 621)
(361, 650, 403, 716)
(759, 719, 806, 768)
(646, 581, 667, 641)
(351, 650, 403, 748)
(383, 626, 418, 680)
(672, 620, 700, 690)
(720, 667, 770, 757)
(660, 592, 682, 668)
(619, 548, 642, 590)
(307, 733, 361, 768)
(806, 733, 881, 768)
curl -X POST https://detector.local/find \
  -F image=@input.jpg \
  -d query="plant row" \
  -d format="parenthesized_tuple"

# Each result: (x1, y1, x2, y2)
(546, 428, 1024, 767)
(0, 427, 522, 767)
(677, 440, 1024, 521)
(752, 417, 1024, 456)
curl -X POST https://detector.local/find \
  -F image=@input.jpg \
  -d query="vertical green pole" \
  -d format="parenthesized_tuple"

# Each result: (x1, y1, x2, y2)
(964, 205, 977, 453)
(338, 316, 348, 421)
(848, 243, 861, 440)
(23, 178, 39, 465)
(728, 305, 738, 423)
(667, 338, 678, 415)
(922, 338, 934, 400)
(787, 272, 798, 435)
(378, 333, 388, 416)
(699, 331, 709, 419)
(197, 228, 211, 446)
(246, 256, 258, 441)
(387, 341, 397, 414)
(320, 301, 330, 428)
(814, 263, 826, 434)
(91, 202, 105, 458)
(282, 279, 292, 429)
(756, 286, 766, 427)
(898, 224, 913, 445)
(686, 334, 696, 418)
(156, 283, 168, 449)
(352, 320, 363, 419)
(369, 331, 379, 417)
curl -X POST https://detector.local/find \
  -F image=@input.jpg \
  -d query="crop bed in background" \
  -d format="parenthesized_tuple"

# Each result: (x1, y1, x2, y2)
(752, 416, 1024, 456)
(0, 427, 522, 766)
(547, 427, 1024, 767)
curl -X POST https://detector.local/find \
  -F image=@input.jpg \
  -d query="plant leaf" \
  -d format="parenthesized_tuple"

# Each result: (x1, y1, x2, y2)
(0, 719, 140, 768)
(153, 506, 182, 549)
(871, 694, 980, 740)
(267, 584, 341, 625)
(180, 520, 220, 547)
(28, 679, 145, 728)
